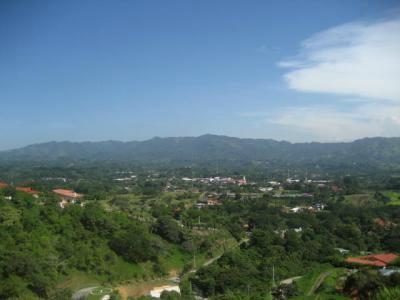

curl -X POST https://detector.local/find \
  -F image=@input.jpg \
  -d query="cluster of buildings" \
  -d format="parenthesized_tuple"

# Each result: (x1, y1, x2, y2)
(286, 203, 326, 213)
(274, 227, 303, 238)
(182, 176, 248, 186)
(196, 193, 223, 209)
(0, 181, 83, 209)
(53, 189, 83, 208)
(0, 181, 40, 198)
(113, 175, 137, 181)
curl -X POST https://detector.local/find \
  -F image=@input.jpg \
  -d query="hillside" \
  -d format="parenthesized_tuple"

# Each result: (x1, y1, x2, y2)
(1, 135, 400, 166)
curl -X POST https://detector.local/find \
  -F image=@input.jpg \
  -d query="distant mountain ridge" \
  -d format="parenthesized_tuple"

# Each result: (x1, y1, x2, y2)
(1, 134, 400, 165)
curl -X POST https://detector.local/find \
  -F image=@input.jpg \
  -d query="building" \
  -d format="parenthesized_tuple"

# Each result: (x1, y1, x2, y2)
(237, 176, 247, 185)
(0, 182, 8, 189)
(346, 253, 398, 267)
(379, 268, 400, 276)
(207, 198, 222, 206)
(53, 189, 83, 208)
(335, 248, 350, 255)
(16, 187, 40, 198)
(290, 207, 304, 213)
(373, 218, 395, 229)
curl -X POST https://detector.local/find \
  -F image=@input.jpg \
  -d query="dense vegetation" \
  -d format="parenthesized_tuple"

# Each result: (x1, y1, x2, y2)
(0, 188, 229, 299)
(189, 198, 400, 299)
(0, 156, 399, 299)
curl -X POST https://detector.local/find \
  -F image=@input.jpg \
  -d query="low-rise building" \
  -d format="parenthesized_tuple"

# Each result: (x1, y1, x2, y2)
(346, 253, 398, 267)
(16, 187, 40, 198)
(53, 189, 83, 208)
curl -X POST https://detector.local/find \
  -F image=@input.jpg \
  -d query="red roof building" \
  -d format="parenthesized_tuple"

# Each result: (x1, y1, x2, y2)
(53, 189, 83, 199)
(16, 187, 40, 196)
(346, 253, 398, 267)
(0, 182, 8, 189)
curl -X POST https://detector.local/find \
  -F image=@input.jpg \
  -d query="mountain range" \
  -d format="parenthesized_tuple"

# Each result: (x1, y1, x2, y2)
(1, 134, 400, 165)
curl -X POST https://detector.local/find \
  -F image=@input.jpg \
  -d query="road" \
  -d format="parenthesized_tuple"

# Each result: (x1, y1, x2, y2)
(74, 238, 248, 299)
(188, 237, 248, 273)
(72, 286, 99, 300)
(280, 276, 302, 285)
(307, 271, 332, 296)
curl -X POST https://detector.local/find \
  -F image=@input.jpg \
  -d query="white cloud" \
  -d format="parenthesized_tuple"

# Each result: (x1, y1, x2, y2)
(268, 16, 400, 141)
(268, 102, 400, 141)
(280, 17, 400, 102)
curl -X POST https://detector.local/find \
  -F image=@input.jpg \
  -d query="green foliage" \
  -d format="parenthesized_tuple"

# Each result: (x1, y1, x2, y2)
(154, 216, 184, 244)
(0, 193, 172, 299)
(160, 290, 181, 299)
(110, 224, 157, 263)
(375, 286, 400, 300)
(343, 270, 400, 300)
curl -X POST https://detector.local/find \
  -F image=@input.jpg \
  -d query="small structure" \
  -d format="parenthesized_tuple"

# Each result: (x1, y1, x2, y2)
(53, 189, 83, 208)
(237, 176, 247, 185)
(373, 218, 395, 229)
(259, 187, 274, 192)
(0, 182, 8, 189)
(379, 268, 400, 276)
(149, 285, 180, 298)
(207, 198, 222, 206)
(335, 248, 350, 255)
(346, 253, 398, 267)
(195, 203, 206, 209)
(293, 227, 303, 233)
(290, 207, 303, 213)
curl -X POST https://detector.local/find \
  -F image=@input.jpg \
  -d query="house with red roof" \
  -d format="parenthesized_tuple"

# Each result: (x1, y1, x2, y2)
(16, 187, 40, 198)
(53, 189, 83, 208)
(0, 182, 8, 189)
(346, 253, 398, 267)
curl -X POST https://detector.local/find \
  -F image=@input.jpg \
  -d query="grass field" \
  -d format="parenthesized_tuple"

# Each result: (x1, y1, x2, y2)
(293, 265, 349, 300)
(56, 270, 100, 292)
(295, 264, 332, 295)
(382, 191, 400, 205)
(344, 193, 377, 207)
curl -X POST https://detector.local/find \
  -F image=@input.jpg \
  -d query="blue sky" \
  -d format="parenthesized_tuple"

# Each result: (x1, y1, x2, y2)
(1, 0, 399, 149)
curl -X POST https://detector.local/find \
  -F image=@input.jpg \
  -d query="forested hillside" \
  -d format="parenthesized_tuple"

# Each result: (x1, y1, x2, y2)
(0, 189, 230, 299)
(1, 135, 400, 167)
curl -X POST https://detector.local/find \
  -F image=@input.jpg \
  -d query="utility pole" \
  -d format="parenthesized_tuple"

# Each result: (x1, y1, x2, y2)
(272, 265, 276, 287)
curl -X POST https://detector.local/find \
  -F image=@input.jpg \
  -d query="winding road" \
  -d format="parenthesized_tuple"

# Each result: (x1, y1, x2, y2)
(307, 271, 332, 296)
(73, 238, 248, 299)
(72, 286, 99, 300)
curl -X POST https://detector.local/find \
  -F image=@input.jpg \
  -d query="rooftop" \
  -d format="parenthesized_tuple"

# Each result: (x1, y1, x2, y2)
(16, 187, 40, 195)
(53, 189, 83, 199)
(346, 253, 398, 267)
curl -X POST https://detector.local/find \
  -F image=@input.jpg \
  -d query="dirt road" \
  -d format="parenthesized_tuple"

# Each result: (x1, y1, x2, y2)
(307, 271, 332, 296)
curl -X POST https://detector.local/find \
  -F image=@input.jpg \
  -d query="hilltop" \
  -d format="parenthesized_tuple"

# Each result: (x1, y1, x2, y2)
(1, 134, 400, 166)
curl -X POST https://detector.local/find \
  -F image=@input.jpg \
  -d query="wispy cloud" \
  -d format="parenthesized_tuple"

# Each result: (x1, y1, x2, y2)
(280, 17, 400, 102)
(270, 15, 400, 141)
(268, 102, 400, 141)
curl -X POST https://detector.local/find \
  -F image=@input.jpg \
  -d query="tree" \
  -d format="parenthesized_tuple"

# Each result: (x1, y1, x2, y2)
(110, 225, 156, 263)
(154, 216, 184, 244)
